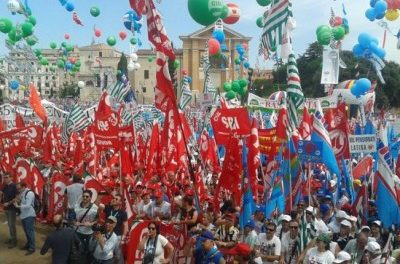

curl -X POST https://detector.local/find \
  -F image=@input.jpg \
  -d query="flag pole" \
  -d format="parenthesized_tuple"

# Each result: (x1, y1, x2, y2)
(288, 139, 292, 213)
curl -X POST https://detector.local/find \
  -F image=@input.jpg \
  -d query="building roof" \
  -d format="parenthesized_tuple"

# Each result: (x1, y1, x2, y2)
(136, 48, 183, 56)
(79, 43, 119, 51)
(179, 24, 251, 41)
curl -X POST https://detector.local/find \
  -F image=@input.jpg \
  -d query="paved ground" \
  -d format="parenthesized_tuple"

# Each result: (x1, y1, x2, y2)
(0, 213, 52, 264)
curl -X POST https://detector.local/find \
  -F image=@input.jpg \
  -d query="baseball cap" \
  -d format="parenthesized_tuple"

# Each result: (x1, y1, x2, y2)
(198, 230, 215, 241)
(316, 233, 331, 244)
(320, 204, 330, 215)
(141, 190, 151, 197)
(372, 220, 381, 227)
(107, 215, 117, 223)
(365, 241, 382, 255)
(306, 206, 314, 214)
(360, 225, 371, 232)
(244, 220, 255, 229)
(281, 214, 292, 222)
(153, 190, 163, 198)
(226, 243, 251, 256)
(340, 220, 352, 228)
(333, 251, 351, 263)
(336, 210, 348, 219)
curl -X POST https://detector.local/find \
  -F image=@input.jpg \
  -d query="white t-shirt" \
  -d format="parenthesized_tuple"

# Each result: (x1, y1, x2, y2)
(256, 233, 281, 264)
(281, 234, 298, 264)
(314, 218, 329, 235)
(75, 203, 98, 235)
(303, 247, 335, 264)
(143, 234, 169, 264)
(146, 201, 171, 219)
(65, 183, 84, 209)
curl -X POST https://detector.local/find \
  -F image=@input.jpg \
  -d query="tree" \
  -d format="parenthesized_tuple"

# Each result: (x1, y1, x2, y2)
(117, 52, 128, 81)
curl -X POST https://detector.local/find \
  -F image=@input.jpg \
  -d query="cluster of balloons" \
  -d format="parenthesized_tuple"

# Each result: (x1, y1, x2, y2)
(234, 43, 250, 69)
(316, 17, 349, 46)
(208, 29, 226, 56)
(123, 10, 142, 34)
(128, 53, 141, 71)
(352, 32, 386, 60)
(223, 78, 248, 100)
(366, 0, 400, 21)
(188, 0, 240, 26)
(58, 0, 75, 12)
(7, 0, 31, 16)
(350, 78, 372, 98)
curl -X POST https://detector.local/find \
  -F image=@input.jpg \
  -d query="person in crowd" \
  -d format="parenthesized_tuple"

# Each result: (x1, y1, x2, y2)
(101, 194, 128, 264)
(184, 230, 226, 264)
(369, 220, 387, 248)
(254, 208, 266, 234)
(303, 233, 335, 264)
(89, 216, 119, 264)
(40, 214, 80, 264)
(1, 172, 18, 248)
(146, 190, 171, 221)
(138, 221, 174, 264)
(328, 210, 348, 234)
(305, 206, 329, 236)
(74, 190, 99, 255)
(332, 220, 353, 250)
(343, 230, 369, 263)
(215, 213, 240, 250)
(276, 214, 291, 240)
(175, 195, 199, 233)
(193, 213, 215, 233)
(281, 220, 300, 264)
(243, 219, 258, 249)
(361, 241, 382, 264)
(13, 181, 36, 255)
(332, 251, 351, 264)
(65, 175, 84, 225)
(367, 200, 379, 223)
(227, 242, 261, 264)
(135, 190, 152, 219)
(255, 221, 281, 264)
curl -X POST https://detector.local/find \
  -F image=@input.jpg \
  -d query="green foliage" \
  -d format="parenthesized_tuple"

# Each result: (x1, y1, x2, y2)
(117, 52, 128, 81)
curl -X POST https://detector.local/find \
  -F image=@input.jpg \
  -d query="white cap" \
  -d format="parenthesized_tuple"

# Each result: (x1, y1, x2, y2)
(306, 206, 314, 214)
(340, 220, 352, 228)
(365, 241, 382, 255)
(360, 225, 371, 232)
(135, 181, 144, 187)
(347, 215, 357, 223)
(336, 210, 348, 219)
(330, 180, 337, 187)
(280, 214, 292, 222)
(333, 251, 351, 263)
(372, 220, 382, 227)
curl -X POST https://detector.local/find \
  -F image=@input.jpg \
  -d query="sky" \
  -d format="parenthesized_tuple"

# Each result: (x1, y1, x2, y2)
(0, 0, 400, 70)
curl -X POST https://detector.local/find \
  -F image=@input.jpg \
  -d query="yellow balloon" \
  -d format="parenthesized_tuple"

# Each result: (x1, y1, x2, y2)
(385, 9, 399, 21)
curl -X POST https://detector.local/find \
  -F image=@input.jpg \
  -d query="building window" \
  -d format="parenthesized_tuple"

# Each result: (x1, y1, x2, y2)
(142, 87, 146, 93)
(45, 82, 50, 88)
(45, 91, 50, 95)
(99, 52, 102, 58)
(46, 76, 49, 80)
(144, 70, 149, 79)
(52, 76, 56, 80)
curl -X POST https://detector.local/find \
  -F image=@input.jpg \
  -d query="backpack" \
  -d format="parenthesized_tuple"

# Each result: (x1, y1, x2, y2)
(25, 190, 42, 214)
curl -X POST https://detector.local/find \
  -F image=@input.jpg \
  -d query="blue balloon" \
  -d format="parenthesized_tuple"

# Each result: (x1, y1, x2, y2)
(370, 0, 377, 7)
(375, 12, 385, 20)
(358, 33, 372, 48)
(365, 8, 376, 21)
(243, 61, 250, 69)
(9, 80, 19, 90)
(212, 30, 225, 44)
(221, 43, 228, 52)
(374, 0, 387, 14)
(185, 76, 192, 84)
(342, 18, 349, 26)
(65, 61, 73, 70)
(352, 44, 365, 58)
(65, 2, 74, 12)
(375, 47, 386, 59)
(351, 78, 371, 97)
(59, 0, 67, 6)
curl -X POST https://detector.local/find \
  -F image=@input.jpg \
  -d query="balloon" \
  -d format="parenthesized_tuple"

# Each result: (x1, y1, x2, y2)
(365, 8, 376, 21)
(239, 78, 248, 88)
(66, 44, 74, 52)
(243, 61, 250, 69)
(223, 3, 241, 24)
(7, 0, 20, 13)
(28, 16, 36, 26)
(75, 60, 81, 67)
(317, 30, 332, 45)
(61, 41, 67, 48)
(239, 86, 247, 96)
(147, 57, 153, 62)
(256, 0, 271, 6)
(107, 36, 117, 46)
(223, 82, 232, 91)
(131, 53, 138, 62)
(65, 61, 73, 70)
(220, 4, 229, 19)
(242, 43, 248, 50)
(332, 26, 346, 40)
(21, 22, 33, 38)
(65, 2, 74, 12)
(208, 38, 221, 56)
(9, 80, 19, 90)
(57, 60, 64, 69)
(59, 0, 67, 6)
(40, 57, 49, 66)
(385, 9, 399, 21)
(185, 76, 192, 84)
(234, 58, 241, 65)
(352, 44, 364, 57)
(8, 27, 21, 42)
(134, 63, 141, 70)
(119, 31, 127, 40)
(351, 78, 371, 97)
(123, 11, 141, 32)
(34, 49, 41, 56)
(0, 18, 13, 33)
(334, 17, 343, 26)
(188, 0, 224, 26)
(174, 60, 180, 68)
(231, 81, 240, 92)
(376, 12, 385, 19)
(181, 69, 188, 75)
(358, 33, 372, 48)
(226, 90, 236, 100)
(49, 66, 56, 72)
(256, 16, 264, 28)
(342, 18, 349, 26)
(370, 0, 378, 7)
(49, 42, 57, 49)
(78, 81, 85, 88)
(127, 63, 135, 71)
(212, 30, 225, 44)
(130, 37, 137, 45)
(95, 29, 101, 37)
(90, 7, 100, 17)
(374, 0, 388, 14)
(64, 33, 70, 40)
(316, 25, 330, 35)
(69, 57, 77, 64)
(25, 36, 36, 46)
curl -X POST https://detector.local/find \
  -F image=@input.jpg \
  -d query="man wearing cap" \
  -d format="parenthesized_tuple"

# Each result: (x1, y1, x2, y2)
(243, 220, 258, 249)
(343, 231, 369, 263)
(227, 243, 259, 264)
(215, 213, 239, 249)
(306, 206, 329, 236)
(332, 220, 353, 250)
(146, 190, 171, 221)
(134, 190, 152, 219)
(370, 220, 387, 248)
(255, 222, 281, 264)
(89, 216, 119, 264)
(254, 207, 265, 234)
(362, 241, 382, 264)
(367, 200, 379, 223)
(328, 210, 348, 234)
(184, 230, 226, 264)
(276, 215, 291, 240)
(303, 233, 335, 264)
(281, 220, 300, 264)
(332, 251, 351, 264)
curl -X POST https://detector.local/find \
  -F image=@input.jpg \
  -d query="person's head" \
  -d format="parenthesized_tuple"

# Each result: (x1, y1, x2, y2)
(224, 213, 235, 228)
(297, 200, 305, 213)
(364, 241, 382, 262)
(305, 206, 315, 222)
(16, 181, 28, 192)
(53, 214, 63, 229)
(316, 233, 331, 252)
(333, 251, 352, 264)
(370, 220, 381, 236)
(82, 190, 93, 203)
(289, 220, 299, 238)
(105, 216, 117, 233)
(340, 220, 352, 237)
(141, 191, 150, 202)
(357, 232, 369, 250)
(147, 222, 159, 238)
(182, 195, 193, 208)
(244, 220, 255, 235)
(201, 213, 212, 226)
(154, 190, 163, 204)
(281, 215, 291, 231)
(72, 175, 81, 183)
(265, 222, 276, 239)
(111, 194, 122, 208)
(199, 230, 215, 252)
(254, 209, 265, 221)
(3, 173, 12, 185)
(335, 210, 348, 224)
(227, 243, 251, 262)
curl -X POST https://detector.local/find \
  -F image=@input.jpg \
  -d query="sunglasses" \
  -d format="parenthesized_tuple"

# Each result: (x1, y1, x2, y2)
(83, 195, 90, 198)
(148, 227, 156, 230)
(290, 226, 299, 229)
(267, 228, 275, 232)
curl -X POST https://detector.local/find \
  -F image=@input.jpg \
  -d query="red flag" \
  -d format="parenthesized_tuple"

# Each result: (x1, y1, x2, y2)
(30, 164, 45, 197)
(123, 186, 135, 225)
(144, 122, 160, 183)
(84, 177, 108, 204)
(42, 124, 56, 165)
(120, 145, 134, 176)
(328, 103, 350, 159)
(299, 107, 312, 140)
(73, 138, 84, 176)
(276, 107, 290, 140)
(84, 125, 97, 177)
(48, 171, 69, 222)
(247, 118, 260, 196)
(353, 155, 374, 180)
(15, 113, 25, 128)
(28, 83, 47, 124)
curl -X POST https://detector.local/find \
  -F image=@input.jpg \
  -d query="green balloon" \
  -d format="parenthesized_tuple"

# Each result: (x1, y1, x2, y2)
(6, 39, 15, 46)
(0, 18, 13, 34)
(343, 24, 350, 34)
(148, 57, 153, 62)
(37, 55, 42, 60)
(61, 41, 67, 48)
(50, 42, 57, 49)
(226, 90, 236, 100)
(231, 81, 240, 92)
(239, 86, 247, 96)
(49, 66, 56, 72)
(256, 17, 264, 28)
(188, 0, 224, 26)
(107, 36, 116, 46)
(66, 44, 74, 52)
(28, 16, 37, 26)
(34, 49, 41, 56)
(173, 60, 180, 68)
(270, 45, 277, 52)
(234, 58, 241, 65)
(316, 25, 330, 36)
(8, 27, 22, 42)
(130, 37, 137, 45)
(57, 59, 65, 69)
(21, 22, 34, 38)
(332, 26, 345, 41)
(75, 60, 81, 67)
(90, 7, 100, 17)
(25, 36, 37, 46)
(220, 4, 229, 19)
(40, 57, 49, 66)
(256, 0, 272, 7)
(223, 82, 232, 92)
(317, 31, 331, 45)
(239, 78, 248, 88)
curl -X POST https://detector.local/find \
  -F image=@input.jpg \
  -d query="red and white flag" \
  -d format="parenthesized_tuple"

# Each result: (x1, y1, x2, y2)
(247, 118, 260, 196)
(299, 107, 312, 140)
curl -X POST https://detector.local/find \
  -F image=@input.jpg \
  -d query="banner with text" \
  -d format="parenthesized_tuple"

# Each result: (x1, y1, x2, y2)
(348, 135, 377, 154)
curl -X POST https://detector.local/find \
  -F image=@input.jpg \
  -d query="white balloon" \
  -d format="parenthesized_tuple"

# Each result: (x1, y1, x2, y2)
(134, 63, 141, 70)
(131, 53, 138, 62)
(128, 62, 135, 71)
(78, 81, 85, 88)
(7, 0, 20, 13)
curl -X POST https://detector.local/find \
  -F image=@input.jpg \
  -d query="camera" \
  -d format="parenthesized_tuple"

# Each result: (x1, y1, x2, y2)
(92, 224, 106, 233)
